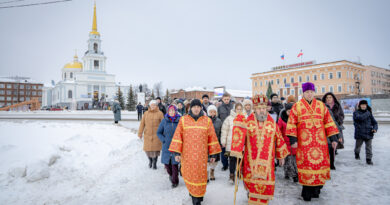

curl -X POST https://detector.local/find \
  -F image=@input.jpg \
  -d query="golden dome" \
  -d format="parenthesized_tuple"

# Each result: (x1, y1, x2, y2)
(64, 54, 83, 69)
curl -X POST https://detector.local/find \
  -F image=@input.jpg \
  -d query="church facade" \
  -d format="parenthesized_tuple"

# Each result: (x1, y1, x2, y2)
(43, 3, 127, 109)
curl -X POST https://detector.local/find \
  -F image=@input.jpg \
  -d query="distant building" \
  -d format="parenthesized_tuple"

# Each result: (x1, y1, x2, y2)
(362, 65, 390, 95)
(170, 87, 214, 100)
(250, 60, 390, 99)
(43, 3, 129, 109)
(213, 86, 251, 102)
(0, 76, 43, 108)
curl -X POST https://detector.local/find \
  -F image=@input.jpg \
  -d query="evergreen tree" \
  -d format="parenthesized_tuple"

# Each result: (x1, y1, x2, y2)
(151, 90, 155, 99)
(116, 87, 125, 110)
(164, 89, 170, 104)
(266, 82, 273, 99)
(126, 85, 136, 111)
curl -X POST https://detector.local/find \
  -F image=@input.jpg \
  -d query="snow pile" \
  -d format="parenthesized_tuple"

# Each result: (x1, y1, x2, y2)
(0, 120, 389, 204)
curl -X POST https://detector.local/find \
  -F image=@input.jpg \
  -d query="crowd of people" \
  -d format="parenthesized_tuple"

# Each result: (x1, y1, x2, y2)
(132, 82, 378, 205)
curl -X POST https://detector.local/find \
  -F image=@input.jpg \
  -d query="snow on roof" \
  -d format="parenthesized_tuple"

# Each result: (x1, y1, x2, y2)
(226, 89, 252, 98)
(171, 86, 213, 93)
(0, 76, 42, 84)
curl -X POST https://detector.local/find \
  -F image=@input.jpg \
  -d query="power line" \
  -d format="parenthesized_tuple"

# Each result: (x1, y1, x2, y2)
(0, 0, 71, 9)
(0, 0, 27, 5)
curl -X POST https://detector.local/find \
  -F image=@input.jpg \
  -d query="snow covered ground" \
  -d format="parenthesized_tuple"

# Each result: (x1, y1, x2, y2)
(0, 120, 389, 205)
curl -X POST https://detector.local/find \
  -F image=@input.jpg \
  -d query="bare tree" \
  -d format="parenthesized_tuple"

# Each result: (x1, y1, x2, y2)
(153, 82, 163, 98)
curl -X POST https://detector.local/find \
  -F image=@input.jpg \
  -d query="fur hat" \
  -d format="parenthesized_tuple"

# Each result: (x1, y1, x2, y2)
(243, 99, 253, 108)
(190, 99, 202, 108)
(207, 105, 218, 116)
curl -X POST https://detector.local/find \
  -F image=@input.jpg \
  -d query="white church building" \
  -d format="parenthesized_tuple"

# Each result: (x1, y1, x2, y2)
(43, 3, 128, 109)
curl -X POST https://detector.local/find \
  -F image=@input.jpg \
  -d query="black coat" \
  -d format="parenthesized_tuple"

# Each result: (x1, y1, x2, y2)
(158, 103, 167, 115)
(322, 92, 344, 126)
(271, 102, 284, 119)
(353, 109, 378, 140)
(218, 102, 233, 123)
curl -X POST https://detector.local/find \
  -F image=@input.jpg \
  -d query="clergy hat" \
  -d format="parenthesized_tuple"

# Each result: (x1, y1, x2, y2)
(302, 82, 315, 93)
(252, 94, 268, 108)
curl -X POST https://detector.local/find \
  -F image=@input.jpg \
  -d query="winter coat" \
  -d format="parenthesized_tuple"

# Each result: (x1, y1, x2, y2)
(326, 105, 342, 144)
(221, 110, 237, 152)
(202, 102, 213, 113)
(112, 101, 121, 121)
(158, 103, 167, 115)
(157, 115, 181, 165)
(353, 108, 378, 140)
(277, 110, 296, 155)
(177, 101, 186, 116)
(136, 104, 143, 113)
(271, 102, 284, 119)
(322, 92, 345, 126)
(138, 109, 164, 151)
(218, 102, 233, 123)
(210, 116, 222, 162)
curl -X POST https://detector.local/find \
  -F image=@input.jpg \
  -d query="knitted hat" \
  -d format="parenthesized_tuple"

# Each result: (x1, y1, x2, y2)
(302, 82, 315, 93)
(190, 99, 202, 108)
(287, 95, 296, 103)
(207, 105, 218, 116)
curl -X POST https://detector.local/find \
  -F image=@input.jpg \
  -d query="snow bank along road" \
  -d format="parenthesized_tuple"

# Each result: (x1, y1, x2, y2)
(0, 120, 389, 205)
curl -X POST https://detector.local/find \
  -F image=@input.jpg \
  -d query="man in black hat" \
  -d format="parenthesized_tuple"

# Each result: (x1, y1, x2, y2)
(353, 100, 378, 165)
(201, 94, 213, 113)
(156, 97, 167, 115)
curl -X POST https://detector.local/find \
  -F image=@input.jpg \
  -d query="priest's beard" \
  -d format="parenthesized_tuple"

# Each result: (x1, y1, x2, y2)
(256, 114, 267, 122)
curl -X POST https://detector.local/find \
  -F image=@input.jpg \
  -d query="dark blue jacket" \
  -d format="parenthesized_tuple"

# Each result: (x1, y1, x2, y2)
(353, 109, 378, 140)
(157, 115, 181, 165)
(136, 104, 143, 113)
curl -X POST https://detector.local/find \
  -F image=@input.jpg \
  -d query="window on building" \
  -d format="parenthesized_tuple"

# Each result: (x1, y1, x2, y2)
(13, 84, 18, 89)
(0, 90, 3, 95)
(19, 91, 24, 95)
(277, 79, 280, 85)
(283, 89, 287, 96)
(0, 84, 4, 88)
(299, 88, 302, 95)
(32, 85, 36, 89)
(20, 85, 24, 89)
(94, 43, 98, 53)
(64, 73, 67, 79)
(271, 80, 274, 85)
(70, 72, 73, 78)
(337, 71, 342, 79)
(260, 81, 263, 87)
(291, 89, 295, 95)
(38, 92, 42, 95)
(321, 86, 326, 93)
(6, 97, 11, 101)
(306, 75, 310, 82)
(329, 85, 334, 92)
(20, 97, 24, 101)
(68, 90, 72, 99)
(26, 97, 30, 101)
(321, 73, 325, 80)
(315, 87, 318, 93)
(284, 78, 287, 84)
(329, 72, 333, 79)
(290, 77, 294, 83)
(254, 82, 257, 87)
(313, 75, 317, 81)
(350, 72, 353, 79)
(94, 60, 99, 70)
(26, 85, 31, 90)
(346, 71, 349, 79)
(265, 80, 268, 85)
(277, 90, 280, 95)
(6, 91, 11, 95)
(338, 85, 342, 93)
(7, 84, 11, 89)
(0, 96, 4, 100)
(299, 76, 302, 82)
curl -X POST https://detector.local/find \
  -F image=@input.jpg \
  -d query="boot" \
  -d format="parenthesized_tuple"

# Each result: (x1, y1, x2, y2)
(148, 157, 153, 168)
(293, 176, 299, 183)
(229, 173, 234, 184)
(355, 153, 360, 160)
(210, 169, 215, 181)
(366, 158, 373, 165)
(192, 196, 202, 205)
(152, 157, 158, 169)
(301, 186, 312, 201)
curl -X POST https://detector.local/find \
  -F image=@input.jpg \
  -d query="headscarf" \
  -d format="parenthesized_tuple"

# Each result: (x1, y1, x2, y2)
(165, 105, 180, 122)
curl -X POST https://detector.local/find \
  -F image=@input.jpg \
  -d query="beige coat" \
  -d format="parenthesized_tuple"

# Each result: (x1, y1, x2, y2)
(221, 110, 237, 152)
(138, 108, 164, 151)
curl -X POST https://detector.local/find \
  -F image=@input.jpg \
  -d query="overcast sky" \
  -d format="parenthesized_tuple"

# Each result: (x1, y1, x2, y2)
(0, 0, 389, 91)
